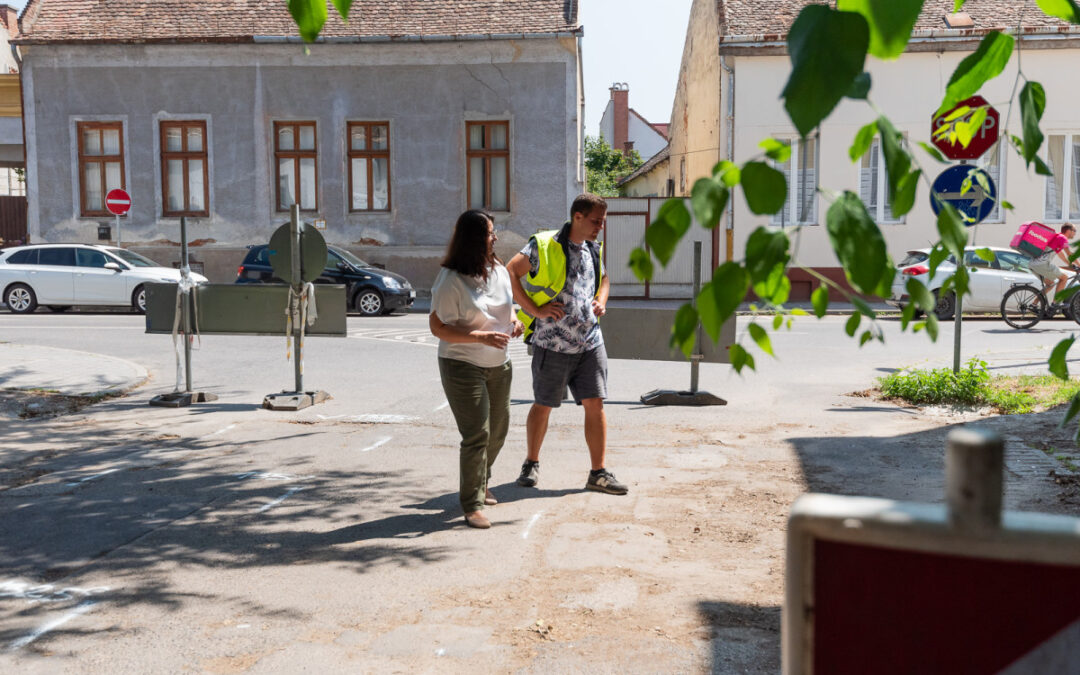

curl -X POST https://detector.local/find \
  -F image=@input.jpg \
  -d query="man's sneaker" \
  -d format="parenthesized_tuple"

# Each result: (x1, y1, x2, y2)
(517, 460, 539, 487)
(586, 469, 628, 495)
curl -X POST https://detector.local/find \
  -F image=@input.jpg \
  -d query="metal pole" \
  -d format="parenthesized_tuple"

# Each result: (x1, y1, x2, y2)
(952, 227, 972, 374)
(180, 216, 192, 392)
(945, 426, 1003, 533)
(115, 212, 121, 248)
(690, 241, 702, 393)
(290, 204, 303, 394)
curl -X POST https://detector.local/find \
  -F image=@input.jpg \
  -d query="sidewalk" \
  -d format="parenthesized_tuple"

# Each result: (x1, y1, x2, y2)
(0, 343, 147, 396)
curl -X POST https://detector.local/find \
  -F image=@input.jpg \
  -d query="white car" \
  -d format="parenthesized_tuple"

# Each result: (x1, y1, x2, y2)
(887, 245, 1041, 320)
(0, 243, 207, 314)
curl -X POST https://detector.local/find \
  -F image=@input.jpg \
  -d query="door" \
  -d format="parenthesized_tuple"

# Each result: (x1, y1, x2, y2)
(961, 250, 1008, 311)
(33, 247, 76, 303)
(995, 251, 1039, 293)
(75, 247, 129, 304)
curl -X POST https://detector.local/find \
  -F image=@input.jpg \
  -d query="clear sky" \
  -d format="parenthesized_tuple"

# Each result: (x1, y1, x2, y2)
(3, 0, 693, 141)
(579, 0, 694, 139)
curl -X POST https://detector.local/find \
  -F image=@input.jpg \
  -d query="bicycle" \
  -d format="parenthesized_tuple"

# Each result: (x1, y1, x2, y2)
(1000, 267, 1080, 329)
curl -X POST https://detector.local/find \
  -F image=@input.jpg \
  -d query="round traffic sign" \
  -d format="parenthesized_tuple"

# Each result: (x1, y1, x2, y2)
(105, 188, 131, 215)
(929, 165, 997, 226)
(267, 221, 328, 285)
(931, 96, 1000, 161)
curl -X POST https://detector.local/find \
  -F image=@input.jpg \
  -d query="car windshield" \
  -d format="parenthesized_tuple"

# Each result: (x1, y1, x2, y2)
(899, 251, 929, 267)
(332, 248, 371, 268)
(107, 248, 160, 267)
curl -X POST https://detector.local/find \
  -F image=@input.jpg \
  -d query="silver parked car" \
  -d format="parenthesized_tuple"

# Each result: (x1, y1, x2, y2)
(887, 246, 1041, 320)
(0, 244, 207, 314)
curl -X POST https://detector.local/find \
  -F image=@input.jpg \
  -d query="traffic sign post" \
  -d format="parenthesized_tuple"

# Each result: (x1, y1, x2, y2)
(105, 188, 131, 248)
(932, 95, 999, 160)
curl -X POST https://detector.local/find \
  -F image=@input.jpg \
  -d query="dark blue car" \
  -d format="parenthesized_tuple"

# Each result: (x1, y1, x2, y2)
(236, 244, 415, 316)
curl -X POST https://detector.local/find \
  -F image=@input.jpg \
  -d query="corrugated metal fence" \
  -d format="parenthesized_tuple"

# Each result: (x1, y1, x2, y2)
(604, 197, 713, 299)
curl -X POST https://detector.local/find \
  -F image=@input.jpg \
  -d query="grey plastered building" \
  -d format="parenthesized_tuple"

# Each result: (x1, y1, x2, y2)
(14, 0, 585, 287)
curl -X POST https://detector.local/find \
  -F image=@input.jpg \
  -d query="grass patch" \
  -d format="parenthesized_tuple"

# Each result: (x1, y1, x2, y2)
(878, 359, 1080, 414)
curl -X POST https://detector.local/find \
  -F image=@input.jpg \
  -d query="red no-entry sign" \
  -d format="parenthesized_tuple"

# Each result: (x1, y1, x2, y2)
(105, 188, 131, 216)
(931, 95, 1000, 160)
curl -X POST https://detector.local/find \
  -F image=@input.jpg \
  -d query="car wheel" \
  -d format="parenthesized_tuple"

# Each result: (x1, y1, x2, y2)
(132, 285, 147, 314)
(5, 284, 37, 314)
(933, 290, 955, 321)
(355, 288, 384, 316)
(48, 305, 72, 313)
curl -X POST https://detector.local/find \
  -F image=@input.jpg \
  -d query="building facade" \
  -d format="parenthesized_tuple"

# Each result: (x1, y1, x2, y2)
(15, 0, 584, 285)
(598, 83, 668, 161)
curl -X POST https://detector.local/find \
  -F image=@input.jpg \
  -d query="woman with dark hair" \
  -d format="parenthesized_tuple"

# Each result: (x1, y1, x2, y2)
(429, 210, 523, 529)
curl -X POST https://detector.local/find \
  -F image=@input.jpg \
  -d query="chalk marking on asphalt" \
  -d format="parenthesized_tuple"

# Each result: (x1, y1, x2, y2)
(257, 487, 306, 513)
(522, 512, 543, 540)
(316, 414, 419, 424)
(234, 471, 312, 482)
(435, 648, 446, 656)
(434, 401, 450, 412)
(7, 601, 97, 651)
(201, 424, 236, 439)
(65, 468, 119, 487)
(360, 437, 393, 453)
(0, 580, 109, 603)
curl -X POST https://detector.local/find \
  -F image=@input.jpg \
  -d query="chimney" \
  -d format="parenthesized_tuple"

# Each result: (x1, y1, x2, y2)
(610, 83, 629, 157)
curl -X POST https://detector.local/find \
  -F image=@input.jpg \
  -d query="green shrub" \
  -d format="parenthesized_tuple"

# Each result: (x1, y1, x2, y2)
(878, 358, 990, 406)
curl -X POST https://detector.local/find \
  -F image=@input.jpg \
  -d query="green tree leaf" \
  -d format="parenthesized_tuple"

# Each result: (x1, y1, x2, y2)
(747, 322, 775, 357)
(925, 313, 940, 341)
(954, 105, 989, 148)
(745, 227, 791, 303)
(1061, 392, 1080, 432)
(859, 330, 874, 346)
(826, 191, 894, 297)
(954, 0, 967, 10)
(741, 161, 788, 215)
(975, 247, 996, 263)
(645, 221, 679, 267)
(699, 262, 749, 341)
(730, 343, 756, 374)
(782, 5, 869, 137)
(289, 0, 329, 43)
(713, 160, 741, 187)
(691, 178, 729, 230)
(846, 72, 872, 99)
(905, 277, 934, 312)
(773, 313, 784, 330)
(811, 285, 829, 318)
(917, 141, 949, 164)
(850, 121, 877, 162)
(837, 0, 923, 60)
(658, 198, 692, 238)
(671, 303, 699, 359)
(845, 312, 861, 337)
(628, 246, 654, 282)
(331, 0, 353, 19)
(877, 116, 911, 209)
(936, 203, 968, 259)
(1020, 81, 1047, 168)
(1037, 0, 1080, 23)
(1050, 336, 1075, 380)
(892, 169, 921, 217)
(851, 296, 877, 319)
(1034, 154, 1054, 176)
(937, 31, 1015, 115)
(760, 138, 792, 163)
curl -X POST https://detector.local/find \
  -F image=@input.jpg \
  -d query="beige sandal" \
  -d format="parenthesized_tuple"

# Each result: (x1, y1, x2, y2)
(464, 511, 491, 529)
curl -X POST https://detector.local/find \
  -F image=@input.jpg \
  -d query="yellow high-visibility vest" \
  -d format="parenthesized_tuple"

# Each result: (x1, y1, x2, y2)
(517, 222, 604, 343)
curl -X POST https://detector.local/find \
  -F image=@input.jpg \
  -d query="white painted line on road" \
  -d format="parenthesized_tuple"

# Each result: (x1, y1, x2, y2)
(257, 487, 306, 513)
(316, 414, 419, 424)
(7, 601, 97, 651)
(201, 424, 236, 439)
(0, 580, 109, 603)
(522, 511, 543, 539)
(360, 437, 393, 453)
(234, 471, 313, 482)
(65, 468, 119, 487)
(434, 401, 450, 412)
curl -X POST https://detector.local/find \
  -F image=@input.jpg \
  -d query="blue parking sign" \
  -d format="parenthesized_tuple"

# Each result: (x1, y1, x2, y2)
(930, 165, 997, 225)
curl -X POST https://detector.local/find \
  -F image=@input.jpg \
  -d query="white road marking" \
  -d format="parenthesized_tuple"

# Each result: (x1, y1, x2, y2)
(360, 437, 392, 453)
(257, 487, 306, 513)
(0, 580, 109, 603)
(315, 414, 419, 424)
(8, 601, 97, 651)
(433, 401, 450, 411)
(234, 472, 312, 482)
(65, 468, 119, 487)
(201, 424, 236, 439)
(522, 512, 543, 540)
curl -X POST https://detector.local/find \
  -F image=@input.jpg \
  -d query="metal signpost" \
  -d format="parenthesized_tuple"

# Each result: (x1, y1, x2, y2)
(149, 216, 218, 408)
(929, 98, 1001, 375)
(105, 188, 131, 247)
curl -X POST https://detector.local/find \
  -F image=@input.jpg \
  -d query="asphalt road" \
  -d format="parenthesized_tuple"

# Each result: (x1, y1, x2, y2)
(0, 309, 1076, 672)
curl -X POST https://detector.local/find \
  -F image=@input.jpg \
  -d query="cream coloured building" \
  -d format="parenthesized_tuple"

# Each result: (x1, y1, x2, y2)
(667, 0, 1079, 299)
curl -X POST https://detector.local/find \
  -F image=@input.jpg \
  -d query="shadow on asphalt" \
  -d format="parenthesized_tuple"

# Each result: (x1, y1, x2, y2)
(698, 601, 781, 674)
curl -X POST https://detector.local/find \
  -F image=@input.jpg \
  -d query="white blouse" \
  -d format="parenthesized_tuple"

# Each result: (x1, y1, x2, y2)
(430, 264, 514, 368)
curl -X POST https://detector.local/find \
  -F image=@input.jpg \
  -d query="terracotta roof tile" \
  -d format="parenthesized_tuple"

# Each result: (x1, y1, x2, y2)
(719, 0, 1070, 41)
(17, 0, 580, 43)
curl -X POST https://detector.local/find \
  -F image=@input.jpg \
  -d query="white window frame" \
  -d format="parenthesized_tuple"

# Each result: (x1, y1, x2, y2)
(860, 138, 904, 225)
(1043, 133, 1080, 223)
(978, 140, 1006, 224)
(770, 136, 818, 227)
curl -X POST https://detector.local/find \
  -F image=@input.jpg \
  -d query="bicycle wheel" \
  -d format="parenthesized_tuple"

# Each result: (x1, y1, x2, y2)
(1001, 285, 1047, 329)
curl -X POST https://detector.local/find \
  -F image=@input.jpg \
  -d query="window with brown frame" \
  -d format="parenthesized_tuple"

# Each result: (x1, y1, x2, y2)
(274, 121, 318, 212)
(347, 122, 390, 212)
(77, 121, 125, 217)
(161, 121, 209, 217)
(466, 121, 509, 211)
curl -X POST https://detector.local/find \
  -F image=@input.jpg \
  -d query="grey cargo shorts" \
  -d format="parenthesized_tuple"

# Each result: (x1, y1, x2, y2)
(530, 343, 608, 407)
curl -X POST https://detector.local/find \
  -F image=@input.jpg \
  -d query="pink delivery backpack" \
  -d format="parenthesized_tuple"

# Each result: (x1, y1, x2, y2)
(1010, 221, 1057, 258)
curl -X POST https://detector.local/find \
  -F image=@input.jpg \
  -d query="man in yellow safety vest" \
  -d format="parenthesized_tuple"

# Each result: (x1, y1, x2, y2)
(505, 193, 627, 495)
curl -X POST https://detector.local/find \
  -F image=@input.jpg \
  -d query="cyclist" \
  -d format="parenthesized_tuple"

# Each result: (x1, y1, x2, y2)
(1030, 222, 1079, 311)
